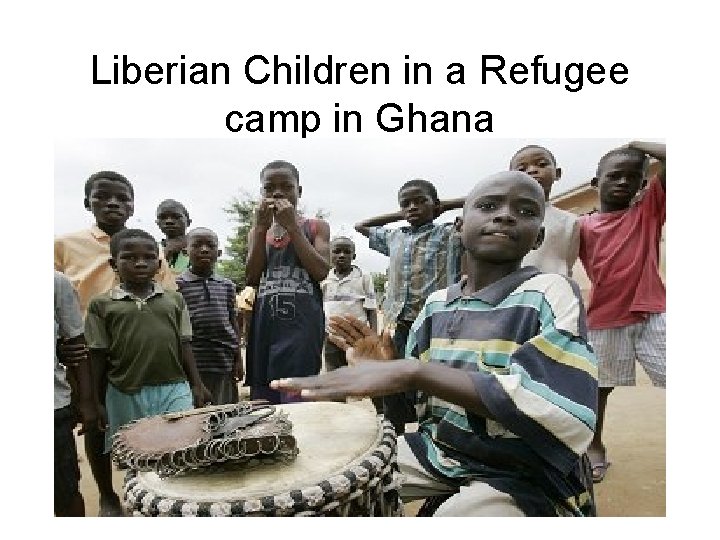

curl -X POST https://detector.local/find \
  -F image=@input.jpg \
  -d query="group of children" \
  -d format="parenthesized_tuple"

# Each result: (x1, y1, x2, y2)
(54, 141, 665, 517)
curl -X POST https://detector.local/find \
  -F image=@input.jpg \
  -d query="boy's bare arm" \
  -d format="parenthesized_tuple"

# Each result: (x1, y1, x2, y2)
(629, 141, 666, 188)
(60, 335, 97, 434)
(246, 199, 275, 286)
(181, 342, 212, 406)
(89, 348, 109, 430)
(438, 197, 466, 213)
(272, 198, 331, 282)
(290, 217, 331, 283)
(354, 210, 405, 237)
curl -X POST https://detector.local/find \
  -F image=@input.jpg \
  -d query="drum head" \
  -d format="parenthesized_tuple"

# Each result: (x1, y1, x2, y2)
(124, 401, 399, 516)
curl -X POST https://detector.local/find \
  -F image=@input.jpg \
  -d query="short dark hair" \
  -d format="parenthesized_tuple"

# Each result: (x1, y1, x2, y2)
(186, 227, 218, 242)
(509, 145, 557, 167)
(260, 160, 300, 185)
(84, 171, 134, 198)
(398, 178, 439, 204)
(110, 228, 158, 258)
(596, 147, 648, 177)
(157, 199, 190, 220)
(331, 236, 355, 249)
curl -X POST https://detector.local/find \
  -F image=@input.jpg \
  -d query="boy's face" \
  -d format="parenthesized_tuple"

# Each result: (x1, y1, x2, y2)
(330, 239, 355, 272)
(593, 155, 645, 208)
(509, 147, 560, 201)
(398, 186, 438, 227)
(156, 204, 189, 238)
(459, 172, 545, 264)
(186, 230, 220, 274)
(111, 238, 160, 287)
(261, 167, 301, 208)
(84, 179, 134, 228)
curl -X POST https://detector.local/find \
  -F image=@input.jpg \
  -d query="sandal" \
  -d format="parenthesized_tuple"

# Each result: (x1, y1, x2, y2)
(591, 460, 612, 483)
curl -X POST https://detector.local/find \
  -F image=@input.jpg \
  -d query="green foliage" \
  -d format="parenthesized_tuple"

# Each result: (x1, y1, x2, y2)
(371, 271, 387, 295)
(217, 190, 257, 285)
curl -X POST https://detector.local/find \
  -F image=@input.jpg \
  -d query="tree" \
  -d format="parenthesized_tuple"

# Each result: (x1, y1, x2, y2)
(217, 190, 257, 286)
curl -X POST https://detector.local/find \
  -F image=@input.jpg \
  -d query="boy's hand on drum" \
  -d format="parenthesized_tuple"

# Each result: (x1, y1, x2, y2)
(271, 359, 418, 401)
(192, 384, 213, 408)
(328, 316, 397, 366)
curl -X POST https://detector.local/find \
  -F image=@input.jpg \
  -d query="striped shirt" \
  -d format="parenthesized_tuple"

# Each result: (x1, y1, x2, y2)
(368, 222, 462, 324)
(176, 270, 239, 374)
(405, 267, 598, 515)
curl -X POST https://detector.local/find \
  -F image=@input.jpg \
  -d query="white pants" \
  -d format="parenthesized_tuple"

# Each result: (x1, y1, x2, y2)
(396, 437, 525, 517)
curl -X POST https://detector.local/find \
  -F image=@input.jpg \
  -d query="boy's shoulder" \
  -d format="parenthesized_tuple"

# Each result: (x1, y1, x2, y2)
(546, 205, 578, 224)
(56, 225, 107, 243)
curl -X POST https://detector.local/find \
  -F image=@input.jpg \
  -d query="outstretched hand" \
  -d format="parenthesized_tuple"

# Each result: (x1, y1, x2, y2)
(327, 316, 397, 365)
(270, 359, 417, 401)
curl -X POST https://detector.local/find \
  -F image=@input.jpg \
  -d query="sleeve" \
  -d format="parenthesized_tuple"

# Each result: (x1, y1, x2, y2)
(362, 274, 378, 310)
(566, 216, 581, 277)
(639, 175, 666, 226)
(156, 259, 178, 291)
(468, 276, 598, 475)
(367, 226, 391, 256)
(56, 273, 84, 340)
(54, 238, 65, 272)
(84, 299, 109, 350)
(178, 296, 193, 342)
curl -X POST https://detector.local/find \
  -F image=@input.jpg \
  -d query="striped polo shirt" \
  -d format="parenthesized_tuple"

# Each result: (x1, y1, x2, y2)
(176, 270, 239, 374)
(404, 267, 598, 514)
(368, 222, 462, 324)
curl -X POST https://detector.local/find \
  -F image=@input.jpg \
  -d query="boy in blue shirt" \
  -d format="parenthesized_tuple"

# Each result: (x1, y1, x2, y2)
(355, 179, 464, 434)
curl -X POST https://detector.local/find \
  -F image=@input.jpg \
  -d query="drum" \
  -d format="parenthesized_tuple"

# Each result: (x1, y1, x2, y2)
(122, 401, 402, 516)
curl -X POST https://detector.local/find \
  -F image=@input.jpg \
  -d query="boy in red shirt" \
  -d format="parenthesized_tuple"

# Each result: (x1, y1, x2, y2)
(579, 141, 665, 483)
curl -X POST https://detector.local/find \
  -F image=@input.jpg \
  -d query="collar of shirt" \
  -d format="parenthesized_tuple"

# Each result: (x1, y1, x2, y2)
(90, 224, 111, 241)
(178, 269, 221, 282)
(110, 282, 165, 301)
(400, 221, 436, 235)
(326, 265, 362, 283)
(445, 266, 541, 306)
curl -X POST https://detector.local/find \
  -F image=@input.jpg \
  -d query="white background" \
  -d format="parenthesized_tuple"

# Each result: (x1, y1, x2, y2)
(2, 0, 711, 533)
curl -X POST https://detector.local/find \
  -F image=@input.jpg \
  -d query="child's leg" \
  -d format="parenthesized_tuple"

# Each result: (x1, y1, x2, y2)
(395, 436, 457, 502)
(54, 406, 85, 517)
(635, 313, 666, 388)
(323, 337, 347, 371)
(83, 424, 121, 515)
(383, 321, 418, 435)
(587, 324, 638, 481)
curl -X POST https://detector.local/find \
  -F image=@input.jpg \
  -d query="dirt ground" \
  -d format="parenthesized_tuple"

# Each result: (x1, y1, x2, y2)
(76, 366, 665, 517)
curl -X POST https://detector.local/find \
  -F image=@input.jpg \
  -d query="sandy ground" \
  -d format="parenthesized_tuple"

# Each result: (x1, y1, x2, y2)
(75, 367, 665, 517)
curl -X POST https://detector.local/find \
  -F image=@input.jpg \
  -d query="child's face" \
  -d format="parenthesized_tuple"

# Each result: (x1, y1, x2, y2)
(398, 186, 437, 227)
(156, 204, 189, 238)
(460, 172, 545, 264)
(261, 167, 301, 207)
(84, 179, 134, 228)
(186, 231, 220, 274)
(330, 240, 355, 272)
(509, 147, 559, 201)
(594, 155, 645, 209)
(112, 238, 160, 287)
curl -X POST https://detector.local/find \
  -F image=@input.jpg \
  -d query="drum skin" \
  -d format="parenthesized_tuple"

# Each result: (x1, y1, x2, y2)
(123, 401, 402, 516)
